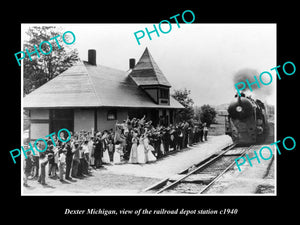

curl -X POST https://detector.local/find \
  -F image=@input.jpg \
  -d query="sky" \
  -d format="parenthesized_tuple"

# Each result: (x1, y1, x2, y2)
(22, 23, 276, 106)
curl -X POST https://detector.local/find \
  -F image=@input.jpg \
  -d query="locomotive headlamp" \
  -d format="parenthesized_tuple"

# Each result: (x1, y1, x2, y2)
(236, 106, 242, 112)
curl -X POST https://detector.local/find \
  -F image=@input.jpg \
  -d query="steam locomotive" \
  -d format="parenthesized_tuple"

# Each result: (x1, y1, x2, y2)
(225, 93, 269, 145)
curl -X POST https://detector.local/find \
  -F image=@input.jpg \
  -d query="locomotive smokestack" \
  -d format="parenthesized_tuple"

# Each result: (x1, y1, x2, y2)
(129, 58, 135, 69)
(88, 49, 97, 66)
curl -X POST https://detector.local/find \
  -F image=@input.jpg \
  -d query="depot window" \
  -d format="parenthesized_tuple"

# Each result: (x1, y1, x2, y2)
(107, 110, 117, 120)
(160, 89, 169, 99)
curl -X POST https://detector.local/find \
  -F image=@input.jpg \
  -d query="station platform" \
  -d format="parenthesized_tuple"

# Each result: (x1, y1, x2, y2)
(102, 135, 233, 179)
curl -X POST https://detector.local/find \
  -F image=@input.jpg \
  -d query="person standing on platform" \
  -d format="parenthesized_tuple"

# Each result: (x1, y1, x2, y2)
(58, 149, 67, 181)
(46, 145, 55, 178)
(199, 123, 204, 142)
(124, 130, 132, 161)
(88, 137, 95, 167)
(187, 125, 193, 147)
(136, 134, 146, 164)
(169, 127, 175, 151)
(174, 126, 180, 151)
(65, 142, 73, 180)
(203, 123, 209, 141)
(143, 132, 156, 163)
(81, 141, 90, 174)
(78, 144, 85, 177)
(108, 138, 114, 163)
(94, 133, 103, 168)
(38, 152, 49, 185)
(31, 142, 39, 180)
(128, 131, 138, 164)
(23, 151, 33, 187)
(194, 125, 200, 143)
(183, 121, 189, 148)
(113, 144, 122, 164)
(71, 141, 80, 178)
(177, 125, 184, 150)
(162, 127, 170, 154)
(102, 134, 111, 164)
(114, 125, 125, 163)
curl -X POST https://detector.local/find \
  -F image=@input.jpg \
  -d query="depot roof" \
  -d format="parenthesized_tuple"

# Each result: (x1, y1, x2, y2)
(23, 48, 183, 109)
(128, 47, 171, 87)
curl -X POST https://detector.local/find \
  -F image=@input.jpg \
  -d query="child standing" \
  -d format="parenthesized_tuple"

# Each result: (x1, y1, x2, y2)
(58, 149, 67, 181)
(108, 139, 114, 163)
(47, 145, 56, 178)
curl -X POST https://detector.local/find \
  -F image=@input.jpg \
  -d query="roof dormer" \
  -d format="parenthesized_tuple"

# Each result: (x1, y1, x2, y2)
(128, 47, 171, 105)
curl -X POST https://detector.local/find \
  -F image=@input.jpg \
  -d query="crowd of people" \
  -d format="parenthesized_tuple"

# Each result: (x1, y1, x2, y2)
(23, 116, 209, 187)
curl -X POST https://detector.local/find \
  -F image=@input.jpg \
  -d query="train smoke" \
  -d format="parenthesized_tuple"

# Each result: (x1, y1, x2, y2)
(233, 68, 274, 101)
(233, 68, 260, 91)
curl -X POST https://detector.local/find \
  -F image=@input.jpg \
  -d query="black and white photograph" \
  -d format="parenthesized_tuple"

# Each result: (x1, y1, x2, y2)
(21, 23, 276, 196)
(3, 2, 299, 221)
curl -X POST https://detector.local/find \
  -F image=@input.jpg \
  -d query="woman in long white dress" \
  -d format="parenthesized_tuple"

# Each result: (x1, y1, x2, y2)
(160, 139, 165, 156)
(113, 126, 124, 164)
(136, 135, 146, 164)
(102, 138, 111, 164)
(128, 132, 138, 164)
(113, 144, 122, 164)
(144, 134, 157, 162)
(88, 138, 95, 166)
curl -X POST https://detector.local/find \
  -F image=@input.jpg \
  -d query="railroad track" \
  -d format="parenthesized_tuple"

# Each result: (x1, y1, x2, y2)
(144, 144, 256, 194)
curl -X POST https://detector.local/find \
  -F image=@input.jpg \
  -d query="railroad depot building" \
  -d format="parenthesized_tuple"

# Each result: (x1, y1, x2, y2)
(23, 48, 184, 141)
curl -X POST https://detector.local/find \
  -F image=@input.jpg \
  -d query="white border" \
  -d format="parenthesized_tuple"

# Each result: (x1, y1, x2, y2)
(21, 23, 277, 196)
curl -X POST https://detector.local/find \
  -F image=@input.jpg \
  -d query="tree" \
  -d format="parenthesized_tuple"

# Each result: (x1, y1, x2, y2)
(199, 104, 217, 127)
(23, 26, 79, 96)
(172, 88, 194, 122)
(193, 105, 201, 121)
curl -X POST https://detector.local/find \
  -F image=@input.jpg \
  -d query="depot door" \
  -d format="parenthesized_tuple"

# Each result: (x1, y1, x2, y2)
(50, 109, 74, 133)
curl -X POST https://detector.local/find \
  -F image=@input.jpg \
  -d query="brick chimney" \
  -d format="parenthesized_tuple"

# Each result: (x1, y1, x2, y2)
(88, 49, 97, 66)
(129, 58, 135, 69)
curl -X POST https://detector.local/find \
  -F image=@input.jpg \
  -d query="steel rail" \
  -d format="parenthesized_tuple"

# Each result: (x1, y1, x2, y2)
(198, 145, 252, 194)
(155, 143, 237, 194)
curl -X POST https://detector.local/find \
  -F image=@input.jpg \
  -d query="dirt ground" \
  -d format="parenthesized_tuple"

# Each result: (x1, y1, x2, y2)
(23, 168, 160, 195)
